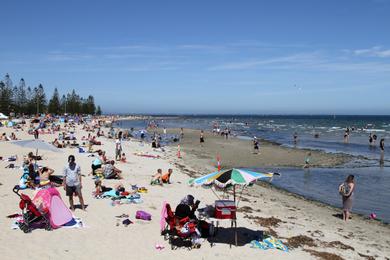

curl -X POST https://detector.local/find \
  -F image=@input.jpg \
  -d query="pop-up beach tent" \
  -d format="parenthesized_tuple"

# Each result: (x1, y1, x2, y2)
(32, 187, 73, 228)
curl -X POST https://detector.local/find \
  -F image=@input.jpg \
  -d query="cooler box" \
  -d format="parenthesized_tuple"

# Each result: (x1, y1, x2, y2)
(215, 200, 236, 219)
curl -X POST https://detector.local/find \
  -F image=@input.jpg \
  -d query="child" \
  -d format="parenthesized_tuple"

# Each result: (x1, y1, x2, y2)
(151, 169, 163, 185)
(120, 153, 127, 163)
(162, 169, 173, 184)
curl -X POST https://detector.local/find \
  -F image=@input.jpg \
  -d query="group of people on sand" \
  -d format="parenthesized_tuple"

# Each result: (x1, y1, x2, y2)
(91, 150, 124, 179)
(151, 168, 173, 185)
(17, 151, 86, 212)
(1, 132, 17, 141)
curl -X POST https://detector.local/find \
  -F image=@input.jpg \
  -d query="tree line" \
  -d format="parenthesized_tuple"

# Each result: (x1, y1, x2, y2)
(0, 73, 102, 116)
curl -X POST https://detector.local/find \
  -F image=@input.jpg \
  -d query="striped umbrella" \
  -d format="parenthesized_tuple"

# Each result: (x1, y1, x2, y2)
(188, 168, 276, 188)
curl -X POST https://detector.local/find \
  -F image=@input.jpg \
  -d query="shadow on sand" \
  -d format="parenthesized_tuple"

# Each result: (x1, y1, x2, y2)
(208, 227, 264, 247)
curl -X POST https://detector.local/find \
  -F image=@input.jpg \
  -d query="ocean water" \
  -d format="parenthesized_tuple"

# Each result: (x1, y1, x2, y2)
(115, 115, 390, 222)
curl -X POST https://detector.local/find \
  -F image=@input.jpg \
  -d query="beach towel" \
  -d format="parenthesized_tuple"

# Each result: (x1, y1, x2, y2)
(62, 217, 84, 229)
(102, 189, 118, 198)
(250, 236, 288, 252)
(133, 152, 160, 159)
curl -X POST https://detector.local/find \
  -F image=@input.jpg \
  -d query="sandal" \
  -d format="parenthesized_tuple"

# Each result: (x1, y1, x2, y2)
(137, 187, 148, 193)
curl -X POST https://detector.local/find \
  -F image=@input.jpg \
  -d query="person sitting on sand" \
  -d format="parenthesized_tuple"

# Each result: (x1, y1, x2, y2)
(53, 138, 63, 148)
(151, 169, 163, 185)
(161, 169, 173, 184)
(70, 140, 79, 147)
(10, 132, 17, 140)
(91, 151, 104, 175)
(94, 179, 112, 197)
(103, 160, 123, 179)
(28, 151, 42, 161)
(39, 167, 55, 187)
(175, 194, 200, 220)
(2, 133, 10, 141)
(120, 153, 127, 163)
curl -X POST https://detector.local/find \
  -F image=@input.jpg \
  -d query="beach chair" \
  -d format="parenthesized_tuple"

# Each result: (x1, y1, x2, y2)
(161, 203, 200, 250)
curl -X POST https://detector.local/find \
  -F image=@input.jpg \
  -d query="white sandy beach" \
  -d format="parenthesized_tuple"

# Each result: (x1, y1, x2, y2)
(0, 122, 389, 260)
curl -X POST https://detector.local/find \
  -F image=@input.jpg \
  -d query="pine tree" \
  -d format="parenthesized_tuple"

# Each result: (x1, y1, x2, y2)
(0, 75, 101, 116)
(96, 105, 102, 115)
(48, 88, 61, 114)
(0, 74, 14, 114)
(60, 94, 67, 114)
(26, 86, 35, 115)
(15, 78, 27, 115)
(86, 95, 96, 114)
(32, 84, 47, 114)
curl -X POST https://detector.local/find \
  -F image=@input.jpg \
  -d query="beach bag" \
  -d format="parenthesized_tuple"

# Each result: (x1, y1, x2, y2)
(339, 182, 350, 196)
(136, 210, 151, 221)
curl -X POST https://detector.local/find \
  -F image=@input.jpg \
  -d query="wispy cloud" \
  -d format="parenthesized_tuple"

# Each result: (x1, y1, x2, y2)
(352, 46, 390, 58)
(46, 51, 94, 61)
(208, 53, 319, 70)
(208, 51, 390, 73)
(89, 45, 159, 51)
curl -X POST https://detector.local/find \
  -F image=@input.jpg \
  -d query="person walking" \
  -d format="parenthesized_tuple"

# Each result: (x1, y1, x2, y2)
(63, 155, 85, 211)
(338, 175, 355, 222)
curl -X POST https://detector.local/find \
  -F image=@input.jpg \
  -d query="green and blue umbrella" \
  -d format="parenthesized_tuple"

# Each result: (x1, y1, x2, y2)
(188, 168, 277, 188)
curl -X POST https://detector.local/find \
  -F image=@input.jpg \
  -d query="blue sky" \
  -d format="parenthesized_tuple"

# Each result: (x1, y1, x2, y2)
(1, 0, 390, 114)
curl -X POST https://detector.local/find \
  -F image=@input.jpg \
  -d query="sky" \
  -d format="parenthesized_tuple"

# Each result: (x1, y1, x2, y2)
(1, 0, 390, 115)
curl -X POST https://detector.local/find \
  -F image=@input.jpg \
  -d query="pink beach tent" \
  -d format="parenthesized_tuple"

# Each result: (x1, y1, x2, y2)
(32, 187, 73, 228)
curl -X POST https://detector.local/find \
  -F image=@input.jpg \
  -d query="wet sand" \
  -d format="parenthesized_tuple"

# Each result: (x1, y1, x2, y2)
(162, 128, 352, 170)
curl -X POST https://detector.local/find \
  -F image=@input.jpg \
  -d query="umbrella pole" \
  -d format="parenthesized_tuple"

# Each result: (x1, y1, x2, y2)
(233, 185, 237, 247)
(233, 185, 236, 203)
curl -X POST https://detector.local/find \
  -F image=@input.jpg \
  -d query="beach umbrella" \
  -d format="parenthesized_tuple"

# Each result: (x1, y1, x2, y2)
(11, 139, 62, 153)
(188, 168, 279, 247)
(189, 168, 276, 186)
(189, 168, 278, 202)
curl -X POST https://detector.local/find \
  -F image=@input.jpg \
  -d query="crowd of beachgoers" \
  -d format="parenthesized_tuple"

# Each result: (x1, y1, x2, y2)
(0, 114, 389, 260)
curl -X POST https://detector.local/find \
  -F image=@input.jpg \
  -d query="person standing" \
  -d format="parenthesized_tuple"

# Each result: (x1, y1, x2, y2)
(63, 155, 85, 211)
(200, 130, 205, 147)
(34, 128, 39, 139)
(303, 152, 311, 168)
(293, 132, 298, 145)
(338, 175, 355, 222)
(253, 137, 259, 154)
(115, 137, 122, 161)
(380, 138, 385, 152)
